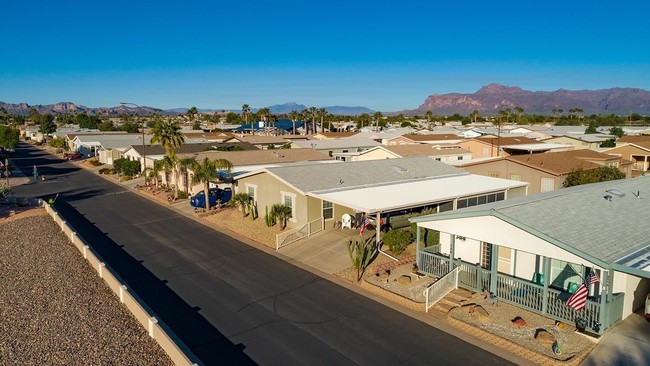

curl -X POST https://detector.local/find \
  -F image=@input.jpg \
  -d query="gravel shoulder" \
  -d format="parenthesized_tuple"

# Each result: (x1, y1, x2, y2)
(0, 208, 173, 365)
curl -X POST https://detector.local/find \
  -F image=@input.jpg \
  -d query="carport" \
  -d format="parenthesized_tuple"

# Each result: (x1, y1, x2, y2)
(309, 174, 528, 245)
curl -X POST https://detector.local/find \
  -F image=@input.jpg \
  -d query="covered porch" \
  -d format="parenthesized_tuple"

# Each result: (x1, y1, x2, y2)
(412, 214, 626, 335)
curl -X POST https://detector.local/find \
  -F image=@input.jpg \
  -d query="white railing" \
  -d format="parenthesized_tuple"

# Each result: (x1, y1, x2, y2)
(275, 217, 324, 250)
(424, 267, 460, 312)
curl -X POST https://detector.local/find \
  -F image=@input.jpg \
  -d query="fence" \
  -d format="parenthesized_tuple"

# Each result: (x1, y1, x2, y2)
(43, 201, 201, 366)
(275, 217, 324, 250)
(417, 247, 624, 333)
(424, 267, 460, 312)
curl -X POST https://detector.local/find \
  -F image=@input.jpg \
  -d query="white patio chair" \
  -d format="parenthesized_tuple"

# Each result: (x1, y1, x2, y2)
(341, 214, 352, 229)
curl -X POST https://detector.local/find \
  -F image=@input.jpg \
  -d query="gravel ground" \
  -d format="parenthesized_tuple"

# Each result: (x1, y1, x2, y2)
(449, 292, 595, 362)
(0, 207, 174, 365)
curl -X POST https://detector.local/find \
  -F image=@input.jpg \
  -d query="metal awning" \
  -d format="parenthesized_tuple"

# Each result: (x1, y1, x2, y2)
(309, 175, 528, 214)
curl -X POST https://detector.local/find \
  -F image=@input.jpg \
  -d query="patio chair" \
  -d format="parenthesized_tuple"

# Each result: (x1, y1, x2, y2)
(341, 214, 352, 229)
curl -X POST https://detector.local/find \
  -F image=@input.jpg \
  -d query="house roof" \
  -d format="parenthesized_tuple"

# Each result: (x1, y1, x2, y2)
(401, 134, 463, 142)
(411, 176, 650, 275)
(263, 156, 465, 193)
(224, 135, 291, 145)
(386, 144, 471, 157)
(618, 135, 650, 144)
(292, 138, 381, 150)
(500, 143, 573, 152)
(127, 142, 258, 156)
(477, 136, 541, 145)
(179, 147, 333, 167)
(312, 174, 528, 213)
(315, 131, 359, 139)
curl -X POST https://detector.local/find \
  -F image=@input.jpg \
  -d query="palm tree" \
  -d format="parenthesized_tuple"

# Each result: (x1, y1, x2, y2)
(373, 112, 383, 131)
(272, 204, 293, 230)
(425, 110, 433, 130)
(470, 110, 479, 123)
(289, 110, 299, 135)
(301, 109, 310, 134)
(309, 106, 317, 135)
(178, 157, 197, 194)
(514, 106, 524, 124)
(242, 104, 251, 135)
(318, 108, 327, 133)
(357, 113, 370, 130)
(190, 158, 217, 211)
(151, 119, 185, 197)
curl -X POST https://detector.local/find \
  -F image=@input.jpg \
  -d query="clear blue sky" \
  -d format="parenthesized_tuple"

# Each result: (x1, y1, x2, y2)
(2, 0, 648, 112)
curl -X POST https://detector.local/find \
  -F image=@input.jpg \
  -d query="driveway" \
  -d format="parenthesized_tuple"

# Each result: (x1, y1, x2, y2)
(581, 310, 650, 366)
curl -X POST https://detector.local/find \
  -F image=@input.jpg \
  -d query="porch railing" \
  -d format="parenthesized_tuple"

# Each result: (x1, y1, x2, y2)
(417, 248, 624, 333)
(275, 217, 324, 250)
(418, 246, 451, 278)
(424, 267, 460, 313)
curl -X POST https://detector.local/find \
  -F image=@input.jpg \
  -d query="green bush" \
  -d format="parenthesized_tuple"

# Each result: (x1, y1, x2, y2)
(177, 191, 189, 199)
(113, 158, 140, 176)
(88, 159, 103, 167)
(98, 168, 111, 175)
(382, 229, 412, 255)
(410, 223, 439, 247)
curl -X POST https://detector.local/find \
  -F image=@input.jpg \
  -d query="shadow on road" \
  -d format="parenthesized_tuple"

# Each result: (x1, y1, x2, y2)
(54, 195, 256, 365)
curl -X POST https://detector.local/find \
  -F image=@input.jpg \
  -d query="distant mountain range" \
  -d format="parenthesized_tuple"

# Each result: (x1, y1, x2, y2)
(0, 101, 375, 117)
(3, 84, 650, 117)
(406, 84, 650, 116)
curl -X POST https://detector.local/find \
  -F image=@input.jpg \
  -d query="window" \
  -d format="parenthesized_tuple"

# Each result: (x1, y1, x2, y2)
(457, 192, 505, 209)
(481, 243, 492, 270)
(281, 191, 296, 222)
(540, 177, 555, 192)
(510, 174, 522, 181)
(549, 259, 583, 291)
(322, 200, 333, 220)
(246, 184, 257, 202)
(458, 156, 463, 160)
(489, 172, 500, 178)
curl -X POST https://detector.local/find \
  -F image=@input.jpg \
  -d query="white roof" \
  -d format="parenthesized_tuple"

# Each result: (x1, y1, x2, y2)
(501, 143, 572, 151)
(309, 174, 528, 213)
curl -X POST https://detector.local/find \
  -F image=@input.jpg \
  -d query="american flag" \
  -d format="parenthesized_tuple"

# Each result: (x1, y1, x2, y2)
(566, 269, 600, 311)
(359, 216, 370, 237)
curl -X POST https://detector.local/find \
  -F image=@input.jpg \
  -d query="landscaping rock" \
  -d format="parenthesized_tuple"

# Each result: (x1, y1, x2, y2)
(468, 305, 490, 323)
(511, 316, 527, 327)
(398, 275, 411, 285)
(534, 328, 556, 345)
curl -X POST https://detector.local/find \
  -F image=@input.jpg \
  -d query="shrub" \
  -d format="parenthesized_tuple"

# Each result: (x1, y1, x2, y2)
(88, 159, 103, 167)
(410, 223, 439, 247)
(177, 191, 189, 199)
(382, 229, 412, 255)
(98, 168, 111, 175)
(113, 158, 140, 176)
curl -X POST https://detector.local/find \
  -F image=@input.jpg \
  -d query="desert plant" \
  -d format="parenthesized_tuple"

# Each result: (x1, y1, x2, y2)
(177, 191, 189, 199)
(0, 184, 11, 201)
(88, 159, 103, 167)
(271, 204, 293, 230)
(410, 223, 439, 247)
(249, 199, 257, 220)
(264, 206, 275, 227)
(231, 192, 252, 217)
(346, 238, 377, 281)
(382, 229, 412, 255)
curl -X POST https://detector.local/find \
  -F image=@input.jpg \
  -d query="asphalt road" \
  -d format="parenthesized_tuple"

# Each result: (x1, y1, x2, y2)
(9, 142, 515, 366)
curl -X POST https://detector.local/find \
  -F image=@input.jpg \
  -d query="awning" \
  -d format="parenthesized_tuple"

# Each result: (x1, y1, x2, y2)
(309, 174, 528, 214)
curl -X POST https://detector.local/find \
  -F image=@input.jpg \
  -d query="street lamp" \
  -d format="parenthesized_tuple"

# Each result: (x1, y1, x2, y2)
(119, 102, 147, 177)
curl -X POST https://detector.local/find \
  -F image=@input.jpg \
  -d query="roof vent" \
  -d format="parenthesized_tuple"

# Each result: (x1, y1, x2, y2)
(392, 165, 408, 173)
(606, 189, 625, 197)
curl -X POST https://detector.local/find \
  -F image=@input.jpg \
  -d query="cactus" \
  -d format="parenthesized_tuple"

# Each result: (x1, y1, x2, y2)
(346, 238, 377, 281)
(249, 199, 257, 220)
(264, 206, 275, 227)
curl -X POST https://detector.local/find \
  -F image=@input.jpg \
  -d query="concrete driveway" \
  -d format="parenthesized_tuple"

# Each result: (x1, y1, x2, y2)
(582, 309, 650, 366)
(278, 227, 359, 274)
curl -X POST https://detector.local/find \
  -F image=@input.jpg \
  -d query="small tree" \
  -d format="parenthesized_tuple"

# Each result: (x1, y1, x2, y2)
(346, 238, 377, 281)
(585, 122, 598, 134)
(49, 136, 67, 150)
(563, 166, 625, 188)
(609, 126, 624, 138)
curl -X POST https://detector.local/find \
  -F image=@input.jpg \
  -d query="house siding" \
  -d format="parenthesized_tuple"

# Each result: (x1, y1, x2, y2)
(462, 160, 561, 195)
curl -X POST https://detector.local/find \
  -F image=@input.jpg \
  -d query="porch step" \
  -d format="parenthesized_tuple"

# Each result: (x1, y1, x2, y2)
(433, 300, 458, 313)
(448, 288, 474, 300)
(430, 288, 476, 314)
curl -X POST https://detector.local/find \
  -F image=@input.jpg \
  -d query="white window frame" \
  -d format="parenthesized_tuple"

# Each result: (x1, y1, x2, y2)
(281, 191, 297, 223)
(246, 183, 257, 203)
(510, 174, 522, 181)
(322, 200, 334, 221)
(540, 177, 555, 192)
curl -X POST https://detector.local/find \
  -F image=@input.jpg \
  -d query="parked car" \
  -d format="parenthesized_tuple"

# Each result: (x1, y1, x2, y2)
(63, 151, 82, 160)
(190, 187, 232, 208)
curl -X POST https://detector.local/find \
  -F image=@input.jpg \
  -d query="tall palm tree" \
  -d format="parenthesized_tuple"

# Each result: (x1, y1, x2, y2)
(151, 119, 185, 197)
(242, 104, 251, 135)
(257, 107, 270, 135)
(289, 110, 299, 135)
(178, 156, 197, 194)
(300, 109, 310, 134)
(190, 158, 218, 211)
(309, 106, 317, 135)
(470, 110, 479, 124)
(318, 108, 327, 133)
(374, 111, 383, 131)
(425, 110, 433, 130)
